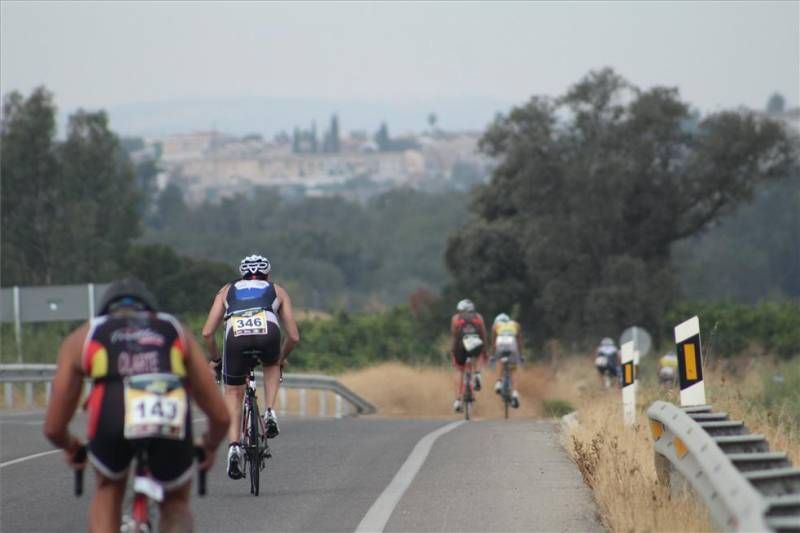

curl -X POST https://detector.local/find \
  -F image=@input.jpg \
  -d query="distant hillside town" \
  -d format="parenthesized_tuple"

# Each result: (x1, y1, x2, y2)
(128, 115, 494, 205)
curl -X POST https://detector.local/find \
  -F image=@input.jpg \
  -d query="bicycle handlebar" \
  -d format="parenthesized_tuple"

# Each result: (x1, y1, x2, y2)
(194, 447, 207, 496)
(74, 446, 87, 497)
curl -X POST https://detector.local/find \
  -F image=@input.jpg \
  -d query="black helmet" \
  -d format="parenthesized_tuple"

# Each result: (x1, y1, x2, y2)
(97, 278, 158, 316)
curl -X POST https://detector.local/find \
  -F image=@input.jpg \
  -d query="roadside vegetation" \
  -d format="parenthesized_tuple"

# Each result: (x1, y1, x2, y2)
(561, 354, 799, 532)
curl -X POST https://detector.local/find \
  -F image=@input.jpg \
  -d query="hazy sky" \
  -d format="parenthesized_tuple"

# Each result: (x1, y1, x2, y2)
(2, 1, 798, 134)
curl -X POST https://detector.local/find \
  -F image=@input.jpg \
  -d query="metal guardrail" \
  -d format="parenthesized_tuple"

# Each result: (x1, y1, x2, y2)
(0, 364, 376, 417)
(648, 401, 800, 533)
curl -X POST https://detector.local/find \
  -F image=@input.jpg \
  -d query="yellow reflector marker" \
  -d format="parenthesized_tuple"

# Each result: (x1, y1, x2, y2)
(650, 420, 664, 440)
(625, 364, 632, 384)
(684, 343, 697, 380)
(673, 436, 689, 458)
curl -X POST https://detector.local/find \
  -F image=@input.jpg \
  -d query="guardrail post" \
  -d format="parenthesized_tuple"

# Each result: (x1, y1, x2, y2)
(299, 389, 307, 417)
(319, 390, 327, 417)
(4, 383, 13, 408)
(279, 388, 287, 416)
(335, 394, 343, 418)
(675, 316, 706, 406)
(621, 340, 636, 426)
(45, 382, 52, 404)
(25, 382, 33, 407)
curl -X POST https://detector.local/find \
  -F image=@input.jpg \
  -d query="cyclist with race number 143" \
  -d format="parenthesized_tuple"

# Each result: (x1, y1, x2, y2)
(43, 278, 230, 533)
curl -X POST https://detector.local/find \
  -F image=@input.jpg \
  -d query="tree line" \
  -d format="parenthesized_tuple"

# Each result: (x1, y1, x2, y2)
(2, 75, 798, 357)
(445, 68, 798, 345)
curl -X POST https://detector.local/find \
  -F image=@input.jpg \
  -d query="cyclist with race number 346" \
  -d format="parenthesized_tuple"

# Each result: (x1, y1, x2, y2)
(202, 254, 300, 481)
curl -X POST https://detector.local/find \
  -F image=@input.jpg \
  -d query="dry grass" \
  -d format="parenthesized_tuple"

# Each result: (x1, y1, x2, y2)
(564, 388, 714, 532)
(339, 361, 559, 418)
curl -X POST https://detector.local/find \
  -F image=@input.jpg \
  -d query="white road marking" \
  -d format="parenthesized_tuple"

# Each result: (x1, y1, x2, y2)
(0, 449, 61, 468)
(355, 420, 465, 533)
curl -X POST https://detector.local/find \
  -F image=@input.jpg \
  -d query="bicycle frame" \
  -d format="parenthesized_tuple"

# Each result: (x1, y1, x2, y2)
(73, 444, 206, 532)
(499, 354, 512, 419)
(461, 357, 475, 420)
(240, 366, 270, 496)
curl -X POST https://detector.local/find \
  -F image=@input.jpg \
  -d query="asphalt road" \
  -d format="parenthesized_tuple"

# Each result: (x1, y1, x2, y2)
(0, 410, 600, 532)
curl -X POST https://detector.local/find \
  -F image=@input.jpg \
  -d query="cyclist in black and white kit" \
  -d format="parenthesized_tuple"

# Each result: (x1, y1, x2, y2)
(202, 255, 300, 480)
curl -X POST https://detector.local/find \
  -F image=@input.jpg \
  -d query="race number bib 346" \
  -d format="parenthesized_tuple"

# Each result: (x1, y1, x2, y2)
(462, 334, 483, 352)
(231, 310, 268, 337)
(124, 374, 187, 440)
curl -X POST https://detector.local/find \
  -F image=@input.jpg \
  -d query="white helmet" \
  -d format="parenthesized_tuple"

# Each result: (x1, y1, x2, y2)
(456, 299, 475, 313)
(494, 313, 511, 325)
(239, 254, 271, 276)
(600, 337, 615, 347)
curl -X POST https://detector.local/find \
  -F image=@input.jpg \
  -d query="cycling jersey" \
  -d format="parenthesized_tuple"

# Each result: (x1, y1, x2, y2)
(222, 280, 283, 385)
(83, 311, 194, 488)
(452, 312, 485, 366)
(493, 321, 521, 361)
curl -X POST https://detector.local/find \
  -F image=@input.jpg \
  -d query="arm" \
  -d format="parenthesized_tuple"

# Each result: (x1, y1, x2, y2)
(43, 323, 90, 465)
(201, 284, 228, 361)
(449, 315, 459, 355)
(182, 328, 230, 469)
(276, 285, 300, 363)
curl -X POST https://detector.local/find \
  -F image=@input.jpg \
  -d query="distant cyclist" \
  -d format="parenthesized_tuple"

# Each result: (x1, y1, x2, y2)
(491, 313, 523, 408)
(658, 352, 678, 387)
(202, 254, 300, 480)
(43, 278, 230, 533)
(449, 299, 488, 412)
(594, 337, 620, 387)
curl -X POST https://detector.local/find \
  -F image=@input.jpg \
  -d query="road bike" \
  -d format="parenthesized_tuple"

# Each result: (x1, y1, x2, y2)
(497, 352, 513, 420)
(240, 355, 271, 497)
(74, 444, 206, 533)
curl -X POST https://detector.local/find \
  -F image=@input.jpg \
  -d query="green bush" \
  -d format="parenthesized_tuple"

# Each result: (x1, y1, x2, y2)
(543, 399, 575, 417)
(664, 301, 800, 359)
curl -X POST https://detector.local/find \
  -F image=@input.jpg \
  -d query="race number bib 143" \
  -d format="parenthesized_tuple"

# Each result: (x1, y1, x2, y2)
(124, 374, 187, 440)
(462, 334, 483, 352)
(231, 310, 268, 337)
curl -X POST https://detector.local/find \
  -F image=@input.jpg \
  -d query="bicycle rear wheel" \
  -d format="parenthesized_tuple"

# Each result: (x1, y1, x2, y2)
(249, 401, 261, 496)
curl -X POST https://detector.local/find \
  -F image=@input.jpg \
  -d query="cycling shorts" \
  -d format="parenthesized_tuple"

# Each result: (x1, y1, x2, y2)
(452, 344, 485, 368)
(222, 324, 281, 386)
(86, 382, 194, 490)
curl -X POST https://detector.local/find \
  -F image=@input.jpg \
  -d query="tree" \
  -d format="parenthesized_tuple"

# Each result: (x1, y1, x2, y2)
(1, 87, 60, 285)
(767, 92, 786, 114)
(446, 68, 797, 342)
(375, 122, 390, 151)
(54, 110, 141, 282)
(1, 88, 142, 286)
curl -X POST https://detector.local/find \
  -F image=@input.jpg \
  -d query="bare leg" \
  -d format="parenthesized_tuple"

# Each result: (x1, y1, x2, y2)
(89, 470, 126, 533)
(159, 482, 192, 533)
(453, 369, 463, 398)
(262, 364, 281, 410)
(224, 384, 245, 443)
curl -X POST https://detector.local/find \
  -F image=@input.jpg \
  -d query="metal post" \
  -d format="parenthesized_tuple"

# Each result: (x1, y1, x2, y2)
(279, 388, 287, 416)
(13, 286, 22, 363)
(45, 382, 52, 404)
(319, 391, 327, 417)
(25, 382, 33, 407)
(621, 341, 636, 426)
(88, 283, 96, 318)
(4, 383, 12, 408)
(299, 389, 307, 417)
(335, 395, 343, 419)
